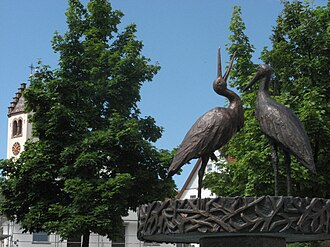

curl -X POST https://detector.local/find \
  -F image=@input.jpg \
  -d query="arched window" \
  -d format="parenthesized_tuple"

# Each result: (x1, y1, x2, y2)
(12, 118, 23, 137)
(17, 119, 22, 135)
(12, 120, 18, 137)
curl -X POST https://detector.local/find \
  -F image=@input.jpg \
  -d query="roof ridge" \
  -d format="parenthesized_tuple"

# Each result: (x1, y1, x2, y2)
(8, 83, 27, 116)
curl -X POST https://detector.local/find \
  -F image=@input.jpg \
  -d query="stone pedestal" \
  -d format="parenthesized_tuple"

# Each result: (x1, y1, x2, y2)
(200, 236, 285, 247)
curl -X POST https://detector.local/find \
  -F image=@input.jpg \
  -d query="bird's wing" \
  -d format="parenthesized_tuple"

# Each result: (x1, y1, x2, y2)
(258, 100, 315, 171)
(168, 108, 234, 175)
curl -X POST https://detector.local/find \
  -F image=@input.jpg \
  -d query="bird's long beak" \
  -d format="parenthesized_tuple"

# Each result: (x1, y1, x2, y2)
(243, 71, 260, 92)
(217, 48, 222, 78)
(224, 51, 236, 82)
(217, 48, 236, 81)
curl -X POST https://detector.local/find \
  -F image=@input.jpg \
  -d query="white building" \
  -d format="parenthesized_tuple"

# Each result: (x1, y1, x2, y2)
(2, 83, 174, 247)
(176, 150, 225, 200)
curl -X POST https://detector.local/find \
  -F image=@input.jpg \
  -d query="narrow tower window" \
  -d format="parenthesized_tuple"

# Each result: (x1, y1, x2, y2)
(12, 120, 18, 137)
(17, 119, 23, 135)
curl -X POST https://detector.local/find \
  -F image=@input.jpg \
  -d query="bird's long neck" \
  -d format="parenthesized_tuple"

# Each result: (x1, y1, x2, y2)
(259, 73, 272, 96)
(213, 82, 244, 129)
(220, 88, 242, 112)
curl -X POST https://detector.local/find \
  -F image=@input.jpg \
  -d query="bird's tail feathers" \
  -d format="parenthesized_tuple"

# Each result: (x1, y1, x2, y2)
(298, 156, 316, 174)
(167, 152, 192, 179)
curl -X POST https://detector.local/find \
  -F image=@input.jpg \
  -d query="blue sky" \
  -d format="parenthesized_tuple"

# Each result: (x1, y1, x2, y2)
(0, 0, 325, 189)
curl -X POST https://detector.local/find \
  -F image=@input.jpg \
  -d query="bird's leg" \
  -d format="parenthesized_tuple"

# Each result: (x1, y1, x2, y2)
(210, 152, 218, 162)
(284, 151, 292, 196)
(269, 140, 279, 196)
(198, 157, 208, 198)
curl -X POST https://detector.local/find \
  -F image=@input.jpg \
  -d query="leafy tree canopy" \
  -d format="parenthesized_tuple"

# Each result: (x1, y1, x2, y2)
(0, 0, 175, 246)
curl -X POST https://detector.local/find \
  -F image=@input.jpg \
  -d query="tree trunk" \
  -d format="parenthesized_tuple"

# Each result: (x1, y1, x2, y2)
(81, 231, 90, 247)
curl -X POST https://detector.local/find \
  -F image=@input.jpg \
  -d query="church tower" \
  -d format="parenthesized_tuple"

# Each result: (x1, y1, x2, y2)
(7, 83, 32, 159)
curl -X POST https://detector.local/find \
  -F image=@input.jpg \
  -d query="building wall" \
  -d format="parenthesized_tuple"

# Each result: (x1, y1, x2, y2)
(2, 215, 166, 247)
(178, 170, 214, 200)
(7, 112, 31, 159)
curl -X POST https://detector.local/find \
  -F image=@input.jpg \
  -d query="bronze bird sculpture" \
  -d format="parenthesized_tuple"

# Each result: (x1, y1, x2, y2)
(243, 64, 316, 196)
(168, 49, 244, 198)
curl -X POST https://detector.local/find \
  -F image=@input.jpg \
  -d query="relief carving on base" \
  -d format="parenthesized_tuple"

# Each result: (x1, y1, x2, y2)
(138, 196, 330, 242)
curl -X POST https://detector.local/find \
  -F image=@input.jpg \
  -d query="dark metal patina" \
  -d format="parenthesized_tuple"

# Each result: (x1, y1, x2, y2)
(243, 64, 316, 196)
(137, 196, 330, 243)
(167, 49, 244, 198)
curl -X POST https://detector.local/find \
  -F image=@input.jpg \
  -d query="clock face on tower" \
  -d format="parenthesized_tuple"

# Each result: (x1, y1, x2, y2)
(12, 142, 21, 156)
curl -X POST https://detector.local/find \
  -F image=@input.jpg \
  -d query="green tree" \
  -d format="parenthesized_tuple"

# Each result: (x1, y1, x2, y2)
(0, 1, 175, 246)
(261, 0, 330, 197)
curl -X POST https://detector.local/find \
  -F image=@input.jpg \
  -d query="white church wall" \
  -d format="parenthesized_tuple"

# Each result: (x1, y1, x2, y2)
(6, 113, 30, 159)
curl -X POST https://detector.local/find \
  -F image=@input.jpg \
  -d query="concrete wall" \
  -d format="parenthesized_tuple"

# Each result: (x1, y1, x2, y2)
(1, 213, 175, 247)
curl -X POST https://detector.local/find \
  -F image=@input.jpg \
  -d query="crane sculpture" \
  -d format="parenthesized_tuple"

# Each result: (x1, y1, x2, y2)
(243, 64, 316, 196)
(167, 49, 244, 198)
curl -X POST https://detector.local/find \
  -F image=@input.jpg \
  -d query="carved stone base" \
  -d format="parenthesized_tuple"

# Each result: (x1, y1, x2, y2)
(200, 236, 285, 247)
(137, 196, 330, 243)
